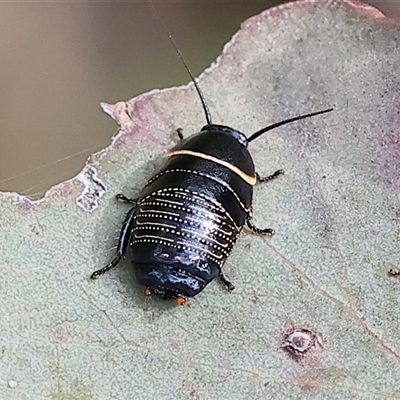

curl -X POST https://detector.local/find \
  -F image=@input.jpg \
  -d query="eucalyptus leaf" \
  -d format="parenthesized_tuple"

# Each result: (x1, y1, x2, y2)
(1, 1, 399, 399)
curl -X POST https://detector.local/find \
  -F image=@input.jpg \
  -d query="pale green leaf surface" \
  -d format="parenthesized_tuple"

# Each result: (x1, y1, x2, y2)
(1, 1, 400, 399)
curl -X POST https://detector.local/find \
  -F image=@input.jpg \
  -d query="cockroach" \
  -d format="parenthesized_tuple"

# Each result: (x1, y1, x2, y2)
(91, 2, 333, 305)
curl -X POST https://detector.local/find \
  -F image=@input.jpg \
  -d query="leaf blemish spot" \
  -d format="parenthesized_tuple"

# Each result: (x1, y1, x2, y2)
(281, 325, 324, 362)
(388, 268, 400, 277)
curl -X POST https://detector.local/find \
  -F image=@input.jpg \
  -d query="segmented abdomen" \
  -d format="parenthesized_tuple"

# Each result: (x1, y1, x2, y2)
(131, 187, 239, 267)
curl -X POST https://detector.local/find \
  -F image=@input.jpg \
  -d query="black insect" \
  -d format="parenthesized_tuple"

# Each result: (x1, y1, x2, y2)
(91, 7, 333, 305)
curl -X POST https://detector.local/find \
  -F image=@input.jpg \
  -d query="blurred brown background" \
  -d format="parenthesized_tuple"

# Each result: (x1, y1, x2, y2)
(0, 0, 398, 198)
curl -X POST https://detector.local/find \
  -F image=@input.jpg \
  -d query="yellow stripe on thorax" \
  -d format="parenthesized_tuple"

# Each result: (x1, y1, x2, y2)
(167, 150, 256, 186)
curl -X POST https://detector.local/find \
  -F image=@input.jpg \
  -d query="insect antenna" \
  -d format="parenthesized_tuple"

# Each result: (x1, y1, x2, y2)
(146, 0, 212, 125)
(248, 108, 333, 143)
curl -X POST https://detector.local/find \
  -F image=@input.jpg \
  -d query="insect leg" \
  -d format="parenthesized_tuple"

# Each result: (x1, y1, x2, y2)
(256, 169, 284, 183)
(248, 171, 283, 235)
(91, 207, 137, 279)
(176, 128, 184, 140)
(248, 170, 283, 235)
(218, 269, 235, 291)
(245, 215, 275, 237)
(115, 193, 137, 205)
